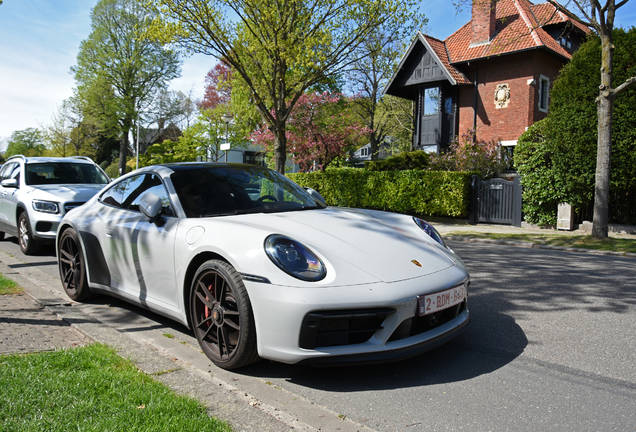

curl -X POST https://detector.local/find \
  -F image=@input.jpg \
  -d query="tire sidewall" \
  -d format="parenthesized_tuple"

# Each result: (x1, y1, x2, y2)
(58, 227, 91, 301)
(190, 259, 257, 369)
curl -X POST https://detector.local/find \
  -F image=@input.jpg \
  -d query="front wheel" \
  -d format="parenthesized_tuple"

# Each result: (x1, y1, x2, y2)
(190, 260, 259, 369)
(58, 228, 93, 301)
(18, 212, 39, 255)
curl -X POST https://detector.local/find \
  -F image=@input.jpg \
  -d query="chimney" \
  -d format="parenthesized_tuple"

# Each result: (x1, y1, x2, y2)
(471, 0, 497, 46)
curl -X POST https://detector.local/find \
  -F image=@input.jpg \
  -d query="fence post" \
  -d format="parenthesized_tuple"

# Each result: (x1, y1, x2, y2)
(513, 176, 522, 227)
(469, 175, 481, 225)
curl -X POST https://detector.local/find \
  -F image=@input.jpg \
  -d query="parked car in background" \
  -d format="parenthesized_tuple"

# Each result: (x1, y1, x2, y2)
(56, 162, 470, 370)
(0, 155, 110, 255)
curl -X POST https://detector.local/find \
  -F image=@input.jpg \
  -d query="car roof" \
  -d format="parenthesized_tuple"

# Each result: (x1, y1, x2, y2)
(7, 155, 97, 165)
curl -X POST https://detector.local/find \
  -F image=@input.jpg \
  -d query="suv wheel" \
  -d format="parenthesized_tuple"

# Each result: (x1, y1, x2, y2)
(18, 212, 39, 255)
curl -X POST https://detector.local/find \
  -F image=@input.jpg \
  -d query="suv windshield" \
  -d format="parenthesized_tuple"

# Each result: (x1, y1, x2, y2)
(170, 164, 325, 218)
(26, 163, 109, 186)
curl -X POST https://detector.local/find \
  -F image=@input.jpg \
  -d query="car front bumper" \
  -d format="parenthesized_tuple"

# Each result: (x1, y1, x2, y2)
(244, 266, 470, 365)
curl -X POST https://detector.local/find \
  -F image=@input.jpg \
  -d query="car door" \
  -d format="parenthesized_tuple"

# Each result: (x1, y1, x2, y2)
(0, 162, 21, 234)
(98, 173, 179, 309)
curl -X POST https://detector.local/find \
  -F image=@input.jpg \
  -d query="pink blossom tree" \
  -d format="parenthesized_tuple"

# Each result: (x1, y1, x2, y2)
(251, 92, 368, 172)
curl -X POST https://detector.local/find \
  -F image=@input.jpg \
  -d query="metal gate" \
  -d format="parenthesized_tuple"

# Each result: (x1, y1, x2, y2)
(469, 175, 522, 226)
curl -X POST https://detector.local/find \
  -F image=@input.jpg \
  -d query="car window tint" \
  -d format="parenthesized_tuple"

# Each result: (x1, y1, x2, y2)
(100, 178, 128, 208)
(122, 173, 175, 216)
(25, 163, 109, 185)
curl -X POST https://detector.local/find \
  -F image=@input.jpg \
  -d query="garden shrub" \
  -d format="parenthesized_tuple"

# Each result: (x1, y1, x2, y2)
(288, 168, 471, 218)
(364, 150, 430, 171)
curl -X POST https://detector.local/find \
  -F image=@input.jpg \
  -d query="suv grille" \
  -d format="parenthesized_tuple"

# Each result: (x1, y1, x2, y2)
(64, 202, 86, 214)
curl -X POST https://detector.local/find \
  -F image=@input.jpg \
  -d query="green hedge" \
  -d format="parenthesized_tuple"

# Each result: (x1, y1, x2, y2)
(288, 168, 471, 218)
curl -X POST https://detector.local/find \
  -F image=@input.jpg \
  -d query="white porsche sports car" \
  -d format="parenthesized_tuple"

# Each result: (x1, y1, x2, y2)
(57, 163, 470, 369)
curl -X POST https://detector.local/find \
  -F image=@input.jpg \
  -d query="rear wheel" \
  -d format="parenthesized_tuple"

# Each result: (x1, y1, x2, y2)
(58, 228, 93, 301)
(190, 259, 259, 369)
(18, 212, 39, 255)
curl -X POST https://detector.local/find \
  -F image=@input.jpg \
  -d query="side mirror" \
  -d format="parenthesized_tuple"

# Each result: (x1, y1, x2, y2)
(303, 187, 327, 206)
(1, 179, 18, 188)
(139, 192, 164, 225)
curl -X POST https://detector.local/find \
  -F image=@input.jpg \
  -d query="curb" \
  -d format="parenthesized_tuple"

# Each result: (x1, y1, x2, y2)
(446, 236, 636, 258)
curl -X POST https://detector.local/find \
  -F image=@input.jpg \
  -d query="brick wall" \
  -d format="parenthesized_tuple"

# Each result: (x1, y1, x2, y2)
(456, 50, 566, 143)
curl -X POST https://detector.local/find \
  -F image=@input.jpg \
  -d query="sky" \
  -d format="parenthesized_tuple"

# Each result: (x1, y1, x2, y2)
(0, 0, 634, 145)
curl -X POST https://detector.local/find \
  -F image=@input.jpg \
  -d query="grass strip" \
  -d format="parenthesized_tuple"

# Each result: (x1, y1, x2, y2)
(0, 274, 22, 295)
(0, 344, 231, 432)
(445, 231, 636, 254)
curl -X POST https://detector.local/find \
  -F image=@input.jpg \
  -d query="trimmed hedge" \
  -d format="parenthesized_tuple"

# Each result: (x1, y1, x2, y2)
(288, 168, 471, 218)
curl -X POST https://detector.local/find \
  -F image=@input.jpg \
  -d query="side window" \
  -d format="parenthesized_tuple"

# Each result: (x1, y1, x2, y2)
(100, 178, 129, 208)
(538, 75, 550, 113)
(122, 173, 175, 217)
(0, 163, 17, 182)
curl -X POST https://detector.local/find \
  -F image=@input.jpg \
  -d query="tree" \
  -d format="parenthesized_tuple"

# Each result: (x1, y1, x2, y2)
(347, 32, 423, 161)
(72, 0, 181, 177)
(514, 28, 636, 227)
(251, 92, 368, 172)
(545, 0, 636, 238)
(149, 0, 422, 173)
(4, 128, 46, 158)
(199, 62, 233, 111)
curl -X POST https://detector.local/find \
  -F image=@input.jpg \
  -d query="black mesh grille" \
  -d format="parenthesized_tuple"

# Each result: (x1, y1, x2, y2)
(388, 300, 466, 342)
(64, 202, 85, 214)
(300, 308, 395, 349)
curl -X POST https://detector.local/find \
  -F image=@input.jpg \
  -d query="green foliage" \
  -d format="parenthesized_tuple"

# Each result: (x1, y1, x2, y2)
(4, 128, 46, 157)
(365, 150, 430, 171)
(514, 28, 636, 225)
(73, 0, 181, 171)
(104, 158, 134, 178)
(429, 129, 509, 180)
(514, 120, 559, 226)
(289, 168, 471, 218)
(150, 0, 424, 172)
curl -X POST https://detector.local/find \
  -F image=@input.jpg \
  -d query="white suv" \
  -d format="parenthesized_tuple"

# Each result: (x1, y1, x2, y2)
(0, 155, 110, 255)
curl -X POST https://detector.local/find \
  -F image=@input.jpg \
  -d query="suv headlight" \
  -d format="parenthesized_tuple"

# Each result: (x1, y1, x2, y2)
(413, 217, 447, 248)
(265, 235, 326, 281)
(32, 200, 59, 214)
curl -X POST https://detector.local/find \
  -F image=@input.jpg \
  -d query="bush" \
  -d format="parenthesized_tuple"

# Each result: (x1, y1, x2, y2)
(288, 168, 471, 218)
(104, 158, 134, 178)
(364, 151, 430, 171)
(429, 129, 509, 180)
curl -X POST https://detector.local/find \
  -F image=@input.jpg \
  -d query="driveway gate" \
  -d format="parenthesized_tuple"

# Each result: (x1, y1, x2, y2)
(469, 175, 522, 226)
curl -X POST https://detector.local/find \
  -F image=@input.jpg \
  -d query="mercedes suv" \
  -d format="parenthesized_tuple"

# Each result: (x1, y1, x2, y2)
(0, 155, 110, 255)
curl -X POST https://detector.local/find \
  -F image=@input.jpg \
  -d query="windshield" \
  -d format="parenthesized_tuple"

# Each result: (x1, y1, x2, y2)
(170, 164, 325, 218)
(26, 163, 109, 185)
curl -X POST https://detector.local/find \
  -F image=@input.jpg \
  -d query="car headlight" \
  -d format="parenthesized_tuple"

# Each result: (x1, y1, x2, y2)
(265, 235, 326, 282)
(413, 217, 447, 248)
(32, 200, 59, 214)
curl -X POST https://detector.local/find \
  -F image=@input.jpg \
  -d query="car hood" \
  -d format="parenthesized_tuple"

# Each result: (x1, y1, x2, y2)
(27, 184, 106, 202)
(236, 207, 457, 283)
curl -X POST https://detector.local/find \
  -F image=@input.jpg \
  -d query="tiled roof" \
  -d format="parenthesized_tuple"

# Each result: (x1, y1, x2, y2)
(531, 2, 591, 34)
(444, 0, 587, 64)
(422, 34, 472, 84)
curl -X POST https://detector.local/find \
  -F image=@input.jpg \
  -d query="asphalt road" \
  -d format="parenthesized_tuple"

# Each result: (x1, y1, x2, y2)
(2, 236, 635, 432)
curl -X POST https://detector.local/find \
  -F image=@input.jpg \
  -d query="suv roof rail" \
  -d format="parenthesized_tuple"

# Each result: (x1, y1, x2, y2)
(69, 156, 96, 164)
(6, 155, 26, 163)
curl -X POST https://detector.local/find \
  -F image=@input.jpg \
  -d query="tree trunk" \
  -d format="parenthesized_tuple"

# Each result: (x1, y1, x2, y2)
(273, 123, 287, 174)
(118, 130, 129, 177)
(591, 34, 615, 239)
(369, 132, 379, 162)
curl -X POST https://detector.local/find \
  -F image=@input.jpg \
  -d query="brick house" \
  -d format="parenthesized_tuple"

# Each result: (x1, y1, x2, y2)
(383, 0, 589, 153)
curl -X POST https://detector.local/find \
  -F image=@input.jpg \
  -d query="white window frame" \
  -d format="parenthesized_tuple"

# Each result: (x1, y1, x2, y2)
(538, 75, 550, 113)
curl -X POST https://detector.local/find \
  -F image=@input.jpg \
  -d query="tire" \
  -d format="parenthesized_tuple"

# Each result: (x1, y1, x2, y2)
(18, 212, 39, 255)
(58, 228, 93, 301)
(190, 259, 259, 369)
(0, 231, 5, 241)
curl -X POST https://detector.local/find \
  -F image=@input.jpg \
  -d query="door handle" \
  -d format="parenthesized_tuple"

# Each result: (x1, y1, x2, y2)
(105, 229, 113, 237)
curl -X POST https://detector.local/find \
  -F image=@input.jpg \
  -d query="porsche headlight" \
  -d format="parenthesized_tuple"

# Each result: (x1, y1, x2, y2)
(32, 199, 59, 214)
(413, 217, 447, 248)
(265, 235, 326, 282)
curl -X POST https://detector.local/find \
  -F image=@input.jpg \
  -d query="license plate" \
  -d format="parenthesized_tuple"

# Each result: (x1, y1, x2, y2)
(418, 284, 466, 316)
